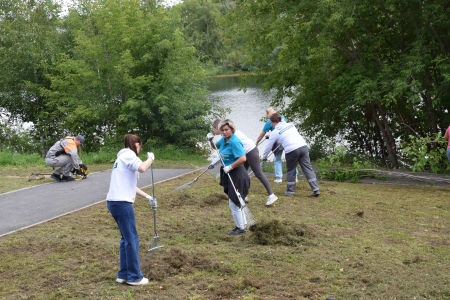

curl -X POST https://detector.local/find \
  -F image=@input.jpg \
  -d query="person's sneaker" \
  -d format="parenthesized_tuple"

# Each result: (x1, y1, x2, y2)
(244, 196, 249, 203)
(127, 277, 149, 286)
(284, 191, 294, 197)
(228, 227, 247, 235)
(60, 175, 75, 182)
(266, 194, 278, 206)
(50, 173, 62, 182)
(116, 278, 126, 284)
(313, 190, 320, 197)
(274, 178, 282, 184)
(296, 177, 299, 183)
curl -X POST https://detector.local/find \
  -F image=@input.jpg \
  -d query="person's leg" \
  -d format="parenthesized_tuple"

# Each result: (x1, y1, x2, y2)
(229, 199, 245, 230)
(107, 201, 144, 283)
(285, 149, 300, 195)
(45, 155, 72, 175)
(246, 147, 273, 195)
(298, 147, 320, 195)
(447, 148, 450, 162)
(274, 151, 283, 181)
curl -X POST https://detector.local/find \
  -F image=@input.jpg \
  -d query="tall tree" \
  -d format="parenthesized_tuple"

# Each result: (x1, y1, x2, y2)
(43, 0, 215, 151)
(0, 0, 62, 154)
(225, 0, 450, 167)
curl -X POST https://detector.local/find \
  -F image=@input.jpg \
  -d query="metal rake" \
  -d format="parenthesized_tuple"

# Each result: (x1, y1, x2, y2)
(175, 167, 210, 190)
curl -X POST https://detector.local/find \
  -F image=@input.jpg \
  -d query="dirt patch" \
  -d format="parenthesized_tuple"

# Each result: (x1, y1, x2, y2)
(142, 248, 234, 281)
(249, 219, 313, 246)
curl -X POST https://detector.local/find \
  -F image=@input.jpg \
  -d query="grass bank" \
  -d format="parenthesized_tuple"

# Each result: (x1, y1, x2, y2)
(0, 149, 208, 194)
(0, 168, 449, 299)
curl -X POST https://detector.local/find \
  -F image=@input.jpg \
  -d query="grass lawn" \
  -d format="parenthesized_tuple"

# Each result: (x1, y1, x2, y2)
(0, 167, 449, 299)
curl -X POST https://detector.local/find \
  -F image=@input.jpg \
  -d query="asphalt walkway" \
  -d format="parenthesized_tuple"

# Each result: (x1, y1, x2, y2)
(0, 168, 194, 237)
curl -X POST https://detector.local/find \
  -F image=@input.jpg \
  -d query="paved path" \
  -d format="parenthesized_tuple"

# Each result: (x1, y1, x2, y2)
(0, 168, 194, 237)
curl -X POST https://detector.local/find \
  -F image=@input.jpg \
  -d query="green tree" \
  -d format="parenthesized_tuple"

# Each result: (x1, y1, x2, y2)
(0, 0, 62, 155)
(43, 0, 216, 151)
(225, 0, 450, 168)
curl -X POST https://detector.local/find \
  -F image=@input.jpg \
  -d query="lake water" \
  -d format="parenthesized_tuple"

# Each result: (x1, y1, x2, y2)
(207, 76, 280, 159)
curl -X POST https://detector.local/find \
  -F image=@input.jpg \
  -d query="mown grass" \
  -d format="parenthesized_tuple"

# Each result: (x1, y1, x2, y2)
(1, 167, 449, 299)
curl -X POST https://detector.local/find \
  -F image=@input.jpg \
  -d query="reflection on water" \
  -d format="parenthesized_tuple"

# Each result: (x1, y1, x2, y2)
(208, 76, 277, 158)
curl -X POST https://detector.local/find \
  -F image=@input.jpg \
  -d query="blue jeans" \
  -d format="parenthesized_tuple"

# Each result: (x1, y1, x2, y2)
(274, 151, 298, 179)
(107, 201, 144, 283)
(274, 151, 283, 179)
(447, 148, 450, 162)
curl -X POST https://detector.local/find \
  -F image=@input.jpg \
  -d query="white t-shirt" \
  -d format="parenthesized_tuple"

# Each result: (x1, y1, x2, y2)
(106, 148, 142, 203)
(210, 129, 255, 165)
(262, 122, 307, 158)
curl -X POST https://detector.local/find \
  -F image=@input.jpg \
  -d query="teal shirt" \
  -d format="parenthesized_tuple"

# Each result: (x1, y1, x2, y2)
(216, 134, 245, 166)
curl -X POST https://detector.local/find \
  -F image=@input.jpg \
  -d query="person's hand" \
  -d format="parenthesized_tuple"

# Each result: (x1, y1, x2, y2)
(79, 163, 88, 170)
(147, 152, 155, 161)
(206, 133, 214, 141)
(146, 195, 157, 208)
(223, 165, 233, 173)
(208, 164, 214, 170)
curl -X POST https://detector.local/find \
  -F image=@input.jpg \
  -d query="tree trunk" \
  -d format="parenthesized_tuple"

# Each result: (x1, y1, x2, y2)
(371, 102, 399, 168)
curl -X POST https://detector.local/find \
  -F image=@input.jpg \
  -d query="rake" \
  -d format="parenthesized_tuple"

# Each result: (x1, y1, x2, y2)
(148, 164, 164, 252)
(214, 148, 257, 229)
(175, 167, 210, 190)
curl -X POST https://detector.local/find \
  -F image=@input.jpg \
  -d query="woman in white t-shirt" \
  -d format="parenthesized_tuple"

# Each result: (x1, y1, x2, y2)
(106, 134, 156, 286)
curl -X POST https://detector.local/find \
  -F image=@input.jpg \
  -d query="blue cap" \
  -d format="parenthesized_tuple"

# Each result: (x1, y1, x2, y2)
(77, 134, 85, 146)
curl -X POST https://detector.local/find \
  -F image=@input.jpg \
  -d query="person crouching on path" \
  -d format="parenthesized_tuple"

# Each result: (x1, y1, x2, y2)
(214, 119, 251, 235)
(106, 134, 157, 286)
(261, 113, 320, 197)
(208, 119, 278, 206)
(45, 134, 87, 182)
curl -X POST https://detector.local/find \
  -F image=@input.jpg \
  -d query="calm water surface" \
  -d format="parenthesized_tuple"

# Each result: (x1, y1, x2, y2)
(208, 76, 277, 155)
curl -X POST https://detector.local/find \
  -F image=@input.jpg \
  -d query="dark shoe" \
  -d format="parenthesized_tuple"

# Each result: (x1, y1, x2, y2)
(60, 175, 75, 182)
(50, 173, 62, 182)
(228, 227, 247, 235)
(313, 190, 320, 197)
(284, 191, 294, 197)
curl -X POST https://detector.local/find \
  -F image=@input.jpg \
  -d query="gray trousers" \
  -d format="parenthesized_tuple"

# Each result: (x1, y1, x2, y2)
(285, 146, 319, 194)
(244, 147, 273, 195)
(45, 156, 73, 176)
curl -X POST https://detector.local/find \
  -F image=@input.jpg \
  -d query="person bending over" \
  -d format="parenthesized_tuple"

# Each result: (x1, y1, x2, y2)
(45, 134, 87, 182)
(261, 113, 320, 197)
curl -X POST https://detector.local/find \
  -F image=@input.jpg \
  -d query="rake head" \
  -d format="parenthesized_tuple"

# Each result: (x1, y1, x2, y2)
(174, 180, 195, 190)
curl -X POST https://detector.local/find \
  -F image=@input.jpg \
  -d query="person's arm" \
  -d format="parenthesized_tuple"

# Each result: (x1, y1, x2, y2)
(262, 133, 277, 159)
(135, 187, 148, 198)
(138, 156, 153, 173)
(256, 131, 266, 145)
(229, 155, 246, 169)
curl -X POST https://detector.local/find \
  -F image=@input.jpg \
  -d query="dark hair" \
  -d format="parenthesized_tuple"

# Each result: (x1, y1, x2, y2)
(124, 134, 142, 155)
(269, 113, 282, 123)
(212, 119, 221, 129)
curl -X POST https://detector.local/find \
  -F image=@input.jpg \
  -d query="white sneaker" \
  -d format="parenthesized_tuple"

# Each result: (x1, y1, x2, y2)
(116, 278, 126, 284)
(296, 177, 298, 183)
(127, 277, 149, 286)
(244, 196, 249, 203)
(274, 178, 282, 184)
(266, 194, 278, 206)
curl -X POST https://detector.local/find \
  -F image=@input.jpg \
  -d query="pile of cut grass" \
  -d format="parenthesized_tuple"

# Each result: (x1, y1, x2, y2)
(1, 170, 449, 299)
